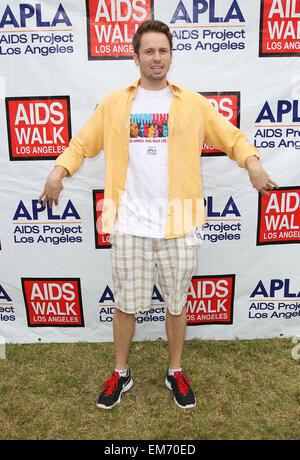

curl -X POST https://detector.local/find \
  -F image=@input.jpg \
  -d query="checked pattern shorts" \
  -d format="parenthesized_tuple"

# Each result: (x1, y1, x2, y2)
(110, 231, 197, 315)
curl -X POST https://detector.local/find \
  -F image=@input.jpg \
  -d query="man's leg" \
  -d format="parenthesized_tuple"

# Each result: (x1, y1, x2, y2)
(97, 232, 154, 409)
(97, 308, 135, 410)
(165, 307, 186, 370)
(165, 307, 196, 409)
(113, 307, 135, 369)
(156, 232, 197, 409)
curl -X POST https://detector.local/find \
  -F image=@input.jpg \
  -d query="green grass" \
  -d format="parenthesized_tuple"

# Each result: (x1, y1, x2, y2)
(0, 338, 299, 440)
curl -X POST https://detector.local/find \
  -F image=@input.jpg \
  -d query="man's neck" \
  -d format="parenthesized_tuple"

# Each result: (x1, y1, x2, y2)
(139, 78, 168, 91)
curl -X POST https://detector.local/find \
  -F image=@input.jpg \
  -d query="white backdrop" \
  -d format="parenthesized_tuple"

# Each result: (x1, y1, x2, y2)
(0, 0, 300, 344)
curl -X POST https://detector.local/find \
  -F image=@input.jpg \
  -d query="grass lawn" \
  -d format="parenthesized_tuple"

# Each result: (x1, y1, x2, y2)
(0, 338, 299, 440)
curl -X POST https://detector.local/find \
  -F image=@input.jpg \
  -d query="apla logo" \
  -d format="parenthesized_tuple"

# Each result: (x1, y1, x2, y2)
(205, 195, 240, 218)
(251, 278, 300, 298)
(254, 99, 300, 151)
(170, 0, 245, 24)
(201, 195, 242, 244)
(0, 4, 74, 57)
(98, 284, 166, 325)
(13, 199, 80, 221)
(0, 3, 71, 28)
(248, 278, 300, 320)
(13, 199, 83, 246)
(169, 1, 246, 53)
(256, 99, 300, 124)
(0, 284, 15, 323)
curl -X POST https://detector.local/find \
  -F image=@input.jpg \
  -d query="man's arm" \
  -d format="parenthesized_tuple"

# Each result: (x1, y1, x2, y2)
(245, 155, 278, 196)
(200, 96, 278, 194)
(38, 165, 69, 208)
(38, 100, 105, 208)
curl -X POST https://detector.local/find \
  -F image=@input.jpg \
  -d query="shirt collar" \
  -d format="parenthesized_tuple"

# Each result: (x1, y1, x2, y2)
(126, 79, 182, 97)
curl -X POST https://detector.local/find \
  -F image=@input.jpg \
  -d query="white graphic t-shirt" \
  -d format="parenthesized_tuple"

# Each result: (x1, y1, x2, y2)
(114, 85, 174, 237)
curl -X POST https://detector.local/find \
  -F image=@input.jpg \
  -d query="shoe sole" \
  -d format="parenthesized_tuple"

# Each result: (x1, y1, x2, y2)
(96, 378, 133, 410)
(165, 377, 196, 409)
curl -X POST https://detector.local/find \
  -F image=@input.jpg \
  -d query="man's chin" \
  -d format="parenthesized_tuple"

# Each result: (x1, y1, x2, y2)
(149, 73, 167, 81)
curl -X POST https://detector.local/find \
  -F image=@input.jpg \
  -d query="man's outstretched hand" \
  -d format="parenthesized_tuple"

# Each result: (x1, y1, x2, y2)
(245, 156, 278, 196)
(38, 166, 69, 208)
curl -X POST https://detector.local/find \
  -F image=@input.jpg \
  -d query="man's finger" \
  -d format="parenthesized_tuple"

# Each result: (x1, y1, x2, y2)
(42, 196, 48, 208)
(261, 190, 270, 196)
(38, 192, 45, 203)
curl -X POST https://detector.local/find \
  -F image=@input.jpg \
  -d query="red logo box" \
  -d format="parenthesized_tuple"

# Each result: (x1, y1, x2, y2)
(257, 186, 300, 245)
(93, 189, 112, 248)
(259, 0, 300, 57)
(22, 278, 84, 327)
(201, 92, 240, 156)
(85, 0, 153, 60)
(186, 275, 235, 325)
(6, 96, 71, 161)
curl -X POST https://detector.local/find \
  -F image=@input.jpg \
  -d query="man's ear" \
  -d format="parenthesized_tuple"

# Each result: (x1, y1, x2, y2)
(133, 53, 139, 67)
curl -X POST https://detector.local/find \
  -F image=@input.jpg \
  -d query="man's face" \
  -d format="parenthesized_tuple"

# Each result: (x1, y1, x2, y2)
(133, 31, 172, 90)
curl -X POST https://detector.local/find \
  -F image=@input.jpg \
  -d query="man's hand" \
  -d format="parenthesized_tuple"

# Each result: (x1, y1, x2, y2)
(245, 156, 278, 196)
(38, 166, 69, 208)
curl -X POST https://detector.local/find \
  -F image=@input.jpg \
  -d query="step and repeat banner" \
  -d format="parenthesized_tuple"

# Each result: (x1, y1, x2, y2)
(0, 0, 300, 344)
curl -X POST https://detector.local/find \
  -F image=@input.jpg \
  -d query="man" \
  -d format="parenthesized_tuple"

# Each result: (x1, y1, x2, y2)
(39, 20, 278, 410)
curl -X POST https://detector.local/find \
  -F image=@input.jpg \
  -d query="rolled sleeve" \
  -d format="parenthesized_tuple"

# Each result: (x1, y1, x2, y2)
(55, 102, 105, 176)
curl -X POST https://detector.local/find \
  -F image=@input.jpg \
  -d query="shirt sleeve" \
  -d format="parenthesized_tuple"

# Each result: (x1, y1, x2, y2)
(55, 100, 105, 176)
(202, 96, 259, 168)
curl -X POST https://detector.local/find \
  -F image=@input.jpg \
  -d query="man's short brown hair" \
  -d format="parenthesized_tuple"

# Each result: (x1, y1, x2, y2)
(132, 20, 173, 56)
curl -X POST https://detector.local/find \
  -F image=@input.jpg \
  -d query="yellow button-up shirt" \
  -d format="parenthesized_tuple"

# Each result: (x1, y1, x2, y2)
(55, 79, 259, 238)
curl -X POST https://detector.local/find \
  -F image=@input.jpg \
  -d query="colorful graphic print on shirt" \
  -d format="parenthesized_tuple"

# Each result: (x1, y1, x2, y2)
(130, 113, 169, 140)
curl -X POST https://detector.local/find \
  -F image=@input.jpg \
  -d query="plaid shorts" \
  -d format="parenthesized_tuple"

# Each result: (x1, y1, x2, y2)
(110, 231, 197, 315)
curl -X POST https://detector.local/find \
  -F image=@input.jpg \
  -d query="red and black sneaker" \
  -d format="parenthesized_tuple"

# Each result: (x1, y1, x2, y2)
(97, 369, 133, 410)
(165, 370, 196, 409)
